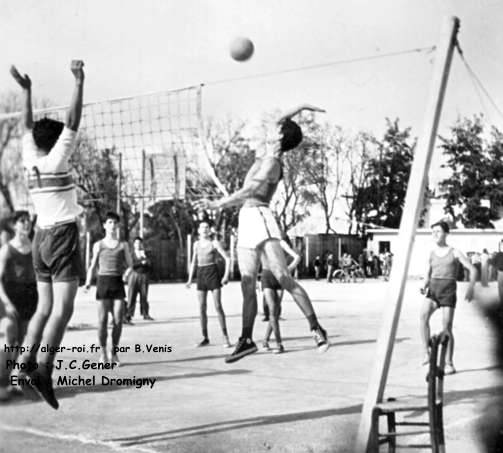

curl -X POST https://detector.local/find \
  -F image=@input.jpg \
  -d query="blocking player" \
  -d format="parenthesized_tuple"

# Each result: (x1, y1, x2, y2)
(10, 60, 84, 409)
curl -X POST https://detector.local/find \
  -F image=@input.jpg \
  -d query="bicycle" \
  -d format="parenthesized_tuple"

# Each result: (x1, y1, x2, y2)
(332, 265, 365, 283)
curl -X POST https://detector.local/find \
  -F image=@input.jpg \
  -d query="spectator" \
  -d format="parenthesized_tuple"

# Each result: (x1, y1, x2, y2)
(313, 256, 321, 280)
(326, 253, 335, 283)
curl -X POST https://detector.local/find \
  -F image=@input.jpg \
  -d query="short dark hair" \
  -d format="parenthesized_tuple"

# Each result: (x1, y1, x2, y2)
(32, 118, 64, 152)
(431, 220, 450, 233)
(279, 118, 303, 152)
(10, 210, 30, 225)
(104, 211, 120, 223)
(133, 236, 143, 242)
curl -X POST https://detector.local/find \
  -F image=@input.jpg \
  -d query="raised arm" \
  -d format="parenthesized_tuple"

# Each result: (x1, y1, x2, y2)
(10, 66, 33, 130)
(66, 60, 85, 131)
(276, 103, 325, 125)
(280, 240, 300, 273)
(214, 240, 230, 284)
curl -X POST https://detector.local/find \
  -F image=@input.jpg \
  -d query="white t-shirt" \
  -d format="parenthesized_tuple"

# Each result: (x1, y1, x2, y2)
(22, 126, 83, 227)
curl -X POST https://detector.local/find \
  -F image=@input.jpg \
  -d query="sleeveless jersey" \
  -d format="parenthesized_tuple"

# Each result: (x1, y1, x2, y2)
(97, 240, 126, 276)
(2, 243, 36, 284)
(196, 241, 219, 267)
(430, 248, 458, 280)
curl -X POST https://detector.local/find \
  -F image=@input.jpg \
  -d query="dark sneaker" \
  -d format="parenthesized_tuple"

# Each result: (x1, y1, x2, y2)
(262, 341, 271, 351)
(143, 315, 154, 321)
(196, 338, 210, 347)
(273, 343, 285, 354)
(262, 316, 269, 322)
(225, 337, 258, 363)
(29, 371, 59, 409)
(312, 326, 329, 353)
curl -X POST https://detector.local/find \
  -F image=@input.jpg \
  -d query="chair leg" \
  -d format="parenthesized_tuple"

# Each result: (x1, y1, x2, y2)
(386, 413, 396, 453)
(434, 406, 446, 453)
(369, 409, 380, 453)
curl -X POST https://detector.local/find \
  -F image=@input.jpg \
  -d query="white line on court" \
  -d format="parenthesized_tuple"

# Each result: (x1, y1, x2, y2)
(0, 423, 159, 453)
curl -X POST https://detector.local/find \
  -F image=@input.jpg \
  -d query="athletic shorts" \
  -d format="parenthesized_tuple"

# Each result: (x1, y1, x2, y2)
(427, 278, 457, 308)
(261, 269, 281, 291)
(197, 264, 221, 292)
(33, 222, 83, 283)
(4, 281, 38, 321)
(96, 275, 126, 300)
(237, 206, 282, 249)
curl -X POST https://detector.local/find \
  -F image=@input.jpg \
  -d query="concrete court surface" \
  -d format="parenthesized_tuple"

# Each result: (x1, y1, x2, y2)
(0, 279, 501, 453)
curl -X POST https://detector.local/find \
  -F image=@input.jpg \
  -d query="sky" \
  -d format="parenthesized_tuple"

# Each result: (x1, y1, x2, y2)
(1, 0, 502, 135)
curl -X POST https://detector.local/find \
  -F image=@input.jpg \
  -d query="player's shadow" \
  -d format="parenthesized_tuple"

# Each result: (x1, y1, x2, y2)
(107, 403, 363, 447)
(52, 368, 250, 400)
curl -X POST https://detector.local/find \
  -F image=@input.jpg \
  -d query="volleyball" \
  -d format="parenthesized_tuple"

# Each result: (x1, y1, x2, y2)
(229, 37, 254, 62)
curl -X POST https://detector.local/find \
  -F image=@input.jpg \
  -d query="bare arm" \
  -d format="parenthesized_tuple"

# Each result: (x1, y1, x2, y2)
(85, 242, 100, 288)
(66, 60, 84, 131)
(280, 240, 300, 273)
(214, 240, 230, 284)
(10, 66, 33, 130)
(421, 260, 432, 294)
(276, 103, 325, 124)
(199, 159, 278, 210)
(186, 242, 198, 286)
(0, 245, 18, 319)
(123, 243, 133, 281)
(454, 249, 477, 301)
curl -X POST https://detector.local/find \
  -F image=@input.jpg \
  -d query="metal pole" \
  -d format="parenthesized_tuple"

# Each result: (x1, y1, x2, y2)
(116, 152, 122, 215)
(355, 16, 460, 453)
(140, 149, 146, 239)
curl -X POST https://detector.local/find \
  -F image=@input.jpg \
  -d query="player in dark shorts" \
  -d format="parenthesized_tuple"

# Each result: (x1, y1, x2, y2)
(186, 221, 232, 348)
(0, 211, 38, 401)
(420, 221, 476, 374)
(11, 60, 84, 409)
(262, 239, 300, 353)
(85, 212, 132, 365)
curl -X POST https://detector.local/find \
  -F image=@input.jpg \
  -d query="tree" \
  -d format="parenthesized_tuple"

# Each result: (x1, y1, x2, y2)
(439, 115, 503, 228)
(351, 119, 416, 229)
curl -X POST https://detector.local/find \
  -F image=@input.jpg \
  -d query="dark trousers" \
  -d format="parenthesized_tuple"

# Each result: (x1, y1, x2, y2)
(127, 271, 149, 318)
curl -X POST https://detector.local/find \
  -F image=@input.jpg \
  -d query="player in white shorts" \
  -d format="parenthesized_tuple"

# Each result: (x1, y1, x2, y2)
(197, 104, 330, 363)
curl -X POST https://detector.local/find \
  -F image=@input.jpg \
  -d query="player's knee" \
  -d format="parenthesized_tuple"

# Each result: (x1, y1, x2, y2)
(241, 275, 256, 291)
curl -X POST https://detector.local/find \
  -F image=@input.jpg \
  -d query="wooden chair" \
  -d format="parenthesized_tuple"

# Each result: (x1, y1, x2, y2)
(370, 334, 449, 452)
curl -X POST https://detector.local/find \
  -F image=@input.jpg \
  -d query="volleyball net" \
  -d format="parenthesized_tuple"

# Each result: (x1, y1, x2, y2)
(0, 84, 227, 209)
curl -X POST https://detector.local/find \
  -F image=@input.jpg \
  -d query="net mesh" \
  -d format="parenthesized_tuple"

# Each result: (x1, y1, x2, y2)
(0, 85, 226, 208)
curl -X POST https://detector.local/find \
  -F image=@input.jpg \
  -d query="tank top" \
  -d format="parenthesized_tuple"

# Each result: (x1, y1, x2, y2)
(97, 240, 126, 276)
(243, 157, 282, 207)
(2, 243, 36, 284)
(196, 241, 219, 267)
(430, 247, 458, 280)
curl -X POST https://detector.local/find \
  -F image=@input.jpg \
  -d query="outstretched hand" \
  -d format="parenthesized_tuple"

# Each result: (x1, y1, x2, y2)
(193, 198, 217, 211)
(302, 103, 326, 113)
(71, 60, 85, 81)
(10, 65, 31, 89)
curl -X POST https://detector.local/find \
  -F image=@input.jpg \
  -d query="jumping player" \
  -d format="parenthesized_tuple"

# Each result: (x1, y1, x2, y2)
(186, 221, 232, 347)
(196, 104, 329, 363)
(420, 221, 476, 374)
(0, 211, 38, 401)
(10, 60, 84, 409)
(85, 212, 132, 365)
(262, 239, 300, 354)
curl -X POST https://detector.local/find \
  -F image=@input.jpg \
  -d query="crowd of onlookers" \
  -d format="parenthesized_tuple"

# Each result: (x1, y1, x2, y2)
(312, 249, 394, 282)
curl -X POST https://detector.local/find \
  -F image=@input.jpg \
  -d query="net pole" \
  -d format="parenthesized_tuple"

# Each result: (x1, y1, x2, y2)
(230, 233, 236, 280)
(355, 16, 460, 453)
(116, 152, 122, 215)
(140, 149, 146, 239)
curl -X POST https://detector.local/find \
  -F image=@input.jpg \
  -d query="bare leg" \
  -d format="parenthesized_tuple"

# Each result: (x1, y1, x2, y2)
(441, 307, 456, 364)
(16, 281, 53, 368)
(111, 299, 124, 350)
(198, 290, 208, 340)
(419, 297, 437, 363)
(211, 289, 229, 339)
(237, 247, 261, 338)
(97, 299, 111, 360)
(263, 288, 281, 345)
(0, 317, 18, 390)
